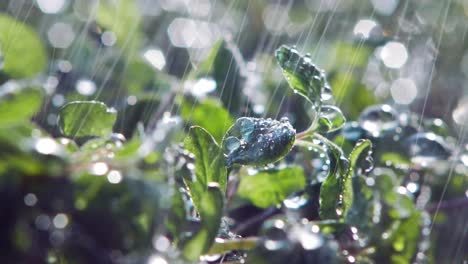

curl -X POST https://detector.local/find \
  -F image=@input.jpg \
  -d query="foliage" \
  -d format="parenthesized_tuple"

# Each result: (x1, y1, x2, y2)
(0, 7, 466, 264)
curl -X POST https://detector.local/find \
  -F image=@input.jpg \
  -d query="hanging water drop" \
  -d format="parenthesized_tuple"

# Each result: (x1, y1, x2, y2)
(359, 104, 399, 137)
(239, 117, 255, 140)
(405, 132, 451, 165)
(315, 105, 346, 133)
(223, 136, 241, 154)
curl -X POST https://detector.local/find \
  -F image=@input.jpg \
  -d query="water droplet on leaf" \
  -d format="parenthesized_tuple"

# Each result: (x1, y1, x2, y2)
(359, 104, 399, 137)
(405, 132, 451, 165)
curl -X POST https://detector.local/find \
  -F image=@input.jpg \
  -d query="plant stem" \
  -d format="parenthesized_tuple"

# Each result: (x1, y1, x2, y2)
(233, 207, 280, 234)
(295, 129, 313, 140)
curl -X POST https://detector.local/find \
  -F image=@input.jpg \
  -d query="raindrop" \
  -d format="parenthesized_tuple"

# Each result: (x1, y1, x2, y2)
(107, 170, 122, 184)
(200, 254, 222, 262)
(359, 104, 399, 137)
(153, 235, 171, 252)
(53, 213, 69, 229)
(315, 105, 346, 133)
(143, 48, 166, 70)
(371, 0, 399, 16)
(52, 94, 65, 107)
(379, 41, 408, 69)
(224, 136, 241, 154)
(405, 132, 451, 165)
(390, 78, 418, 105)
(47, 22, 75, 49)
(406, 182, 419, 193)
(341, 122, 365, 142)
(89, 162, 109, 175)
(101, 31, 117, 46)
(186, 77, 216, 98)
(35, 137, 60, 155)
(293, 226, 324, 250)
(452, 97, 468, 126)
(76, 79, 96, 96)
(353, 19, 378, 39)
(283, 194, 308, 210)
(148, 254, 168, 264)
(36, 0, 68, 14)
(35, 214, 51, 230)
(24, 193, 38, 206)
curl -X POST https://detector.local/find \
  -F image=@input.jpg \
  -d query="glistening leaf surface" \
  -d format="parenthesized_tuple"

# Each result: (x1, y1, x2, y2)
(58, 101, 117, 138)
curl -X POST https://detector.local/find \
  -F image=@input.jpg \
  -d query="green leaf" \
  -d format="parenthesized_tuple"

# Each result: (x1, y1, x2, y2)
(314, 105, 346, 133)
(237, 166, 306, 208)
(346, 139, 373, 179)
(182, 183, 223, 261)
(318, 137, 372, 220)
(58, 101, 117, 138)
(388, 211, 422, 263)
(0, 84, 43, 127)
(275, 45, 331, 109)
(181, 97, 233, 143)
(0, 15, 47, 79)
(184, 126, 227, 211)
(315, 138, 349, 220)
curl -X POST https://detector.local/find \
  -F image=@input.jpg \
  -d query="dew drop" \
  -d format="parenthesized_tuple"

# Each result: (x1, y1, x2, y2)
(359, 104, 399, 137)
(405, 132, 451, 165)
(224, 136, 241, 154)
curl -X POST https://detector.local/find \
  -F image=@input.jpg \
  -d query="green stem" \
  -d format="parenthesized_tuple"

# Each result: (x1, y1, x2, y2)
(295, 131, 342, 154)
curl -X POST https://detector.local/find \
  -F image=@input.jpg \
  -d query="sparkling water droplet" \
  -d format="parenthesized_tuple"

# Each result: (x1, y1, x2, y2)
(405, 132, 451, 165)
(316, 105, 346, 133)
(359, 104, 399, 137)
(224, 136, 241, 154)
(239, 118, 255, 140)
(261, 219, 290, 251)
(452, 97, 468, 126)
(283, 194, 308, 209)
(342, 122, 365, 142)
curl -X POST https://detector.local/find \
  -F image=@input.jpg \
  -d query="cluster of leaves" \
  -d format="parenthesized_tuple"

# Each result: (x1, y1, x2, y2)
(1, 10, 467, 264)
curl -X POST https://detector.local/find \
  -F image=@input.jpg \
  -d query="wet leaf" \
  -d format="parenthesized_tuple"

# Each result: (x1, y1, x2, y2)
(0, 14, 47, 79)
(181, 97, 233, 143)
(237, 166, 306, 208)
(58, 101, 117, 138)
(275, 45, 331, 109)
(316, 137, 349, 220)
(184, 126, 227, 211)
(314, 105, 346, 133)
(223, 117, 296, 166)
(182, 183, 223, 261)
(316, 137, 372, 220)
(0, 84, 43, 127)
